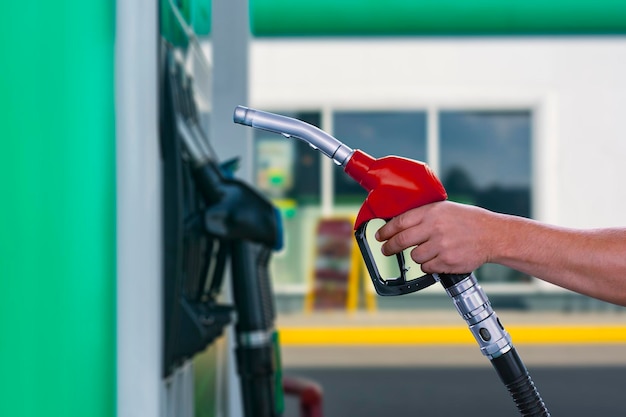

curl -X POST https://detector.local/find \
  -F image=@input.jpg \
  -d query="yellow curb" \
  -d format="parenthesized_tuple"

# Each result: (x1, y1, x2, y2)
(278, 325, 626, 346)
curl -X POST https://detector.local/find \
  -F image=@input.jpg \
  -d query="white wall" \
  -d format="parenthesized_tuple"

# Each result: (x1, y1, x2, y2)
(250, 37, 626, 229)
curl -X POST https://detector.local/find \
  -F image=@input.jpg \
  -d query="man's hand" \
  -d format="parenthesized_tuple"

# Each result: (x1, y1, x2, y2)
(375, 201, 503, 274)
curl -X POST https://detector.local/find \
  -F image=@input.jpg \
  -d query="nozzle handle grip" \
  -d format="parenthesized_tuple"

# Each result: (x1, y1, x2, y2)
(355, 221, 437, 296)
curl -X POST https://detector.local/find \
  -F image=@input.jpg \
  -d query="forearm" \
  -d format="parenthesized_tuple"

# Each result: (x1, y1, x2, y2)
(377, 201, 626, 306)
(491, 215, 626, 306)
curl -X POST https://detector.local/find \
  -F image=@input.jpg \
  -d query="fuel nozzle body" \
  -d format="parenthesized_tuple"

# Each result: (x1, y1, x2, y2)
(345, 150, 448, 295)
(344, 149, 447, 230)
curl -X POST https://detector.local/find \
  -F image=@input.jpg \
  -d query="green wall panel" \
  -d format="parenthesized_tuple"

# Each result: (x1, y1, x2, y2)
(0, 2, 116, 416)
(160, 0, 626, 38)
(251, 0, 626, 36)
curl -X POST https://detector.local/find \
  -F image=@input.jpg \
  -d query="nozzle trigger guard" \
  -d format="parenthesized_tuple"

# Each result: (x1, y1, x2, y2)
(355, 221, 437, 296)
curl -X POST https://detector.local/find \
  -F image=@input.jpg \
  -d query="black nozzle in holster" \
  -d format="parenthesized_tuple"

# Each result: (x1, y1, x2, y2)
(161, 46, 235, 376)
(162, 45, 283, 417)
(180, 112, 282, 416)
(196, 173, 282, 417)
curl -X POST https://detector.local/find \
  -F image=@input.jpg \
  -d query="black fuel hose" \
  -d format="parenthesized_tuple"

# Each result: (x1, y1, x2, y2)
(492, 348, 549, 416)
(439, 274, 550, 416)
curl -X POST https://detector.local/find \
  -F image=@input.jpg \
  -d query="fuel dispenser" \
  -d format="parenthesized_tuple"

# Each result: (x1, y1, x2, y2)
(160, 44, 323, 417)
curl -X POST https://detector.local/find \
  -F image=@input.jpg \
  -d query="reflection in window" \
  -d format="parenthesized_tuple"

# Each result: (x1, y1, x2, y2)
(333, 111, 427, 204)
(440, 110, 532, 283)
(253, 111, 321, 204)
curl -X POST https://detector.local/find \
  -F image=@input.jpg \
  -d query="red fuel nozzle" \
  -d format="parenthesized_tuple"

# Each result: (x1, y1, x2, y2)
(233, 106, 449, 296)
(345, 150, 448, 229)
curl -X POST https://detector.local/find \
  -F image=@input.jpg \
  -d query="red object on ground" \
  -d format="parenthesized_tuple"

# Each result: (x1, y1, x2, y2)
(283, 376, 324, 417)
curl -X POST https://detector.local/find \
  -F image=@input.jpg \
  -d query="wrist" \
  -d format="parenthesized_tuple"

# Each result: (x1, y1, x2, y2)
(485, 211, 521, 266)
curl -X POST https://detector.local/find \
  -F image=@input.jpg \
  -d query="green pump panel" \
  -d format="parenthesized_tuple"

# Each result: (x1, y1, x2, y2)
(0, 2, 116, 417)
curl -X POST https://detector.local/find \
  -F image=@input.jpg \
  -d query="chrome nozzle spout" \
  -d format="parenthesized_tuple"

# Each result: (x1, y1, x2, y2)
(233, 105, 354, 167)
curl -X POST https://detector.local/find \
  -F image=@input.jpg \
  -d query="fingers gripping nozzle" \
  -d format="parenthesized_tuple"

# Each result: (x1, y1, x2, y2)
(355, 222, 438, 296)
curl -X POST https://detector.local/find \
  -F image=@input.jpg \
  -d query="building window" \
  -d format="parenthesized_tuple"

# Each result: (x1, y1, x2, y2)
(439, 110, 533, 283)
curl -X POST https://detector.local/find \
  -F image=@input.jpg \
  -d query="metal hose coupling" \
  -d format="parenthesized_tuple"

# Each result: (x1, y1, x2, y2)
(439, 273, 512, 358)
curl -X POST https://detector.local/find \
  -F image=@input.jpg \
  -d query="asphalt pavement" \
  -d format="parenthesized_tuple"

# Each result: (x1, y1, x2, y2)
(279, 310, 626, 416)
